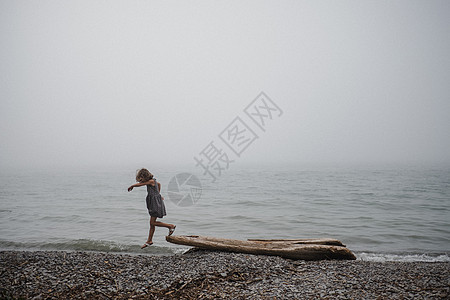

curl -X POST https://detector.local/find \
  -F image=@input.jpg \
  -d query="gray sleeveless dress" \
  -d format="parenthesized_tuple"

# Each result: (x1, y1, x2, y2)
(145, 179, 166, 218)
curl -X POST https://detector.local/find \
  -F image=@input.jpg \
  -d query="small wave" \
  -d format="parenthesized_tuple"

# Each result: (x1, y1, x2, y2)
(0, 239, 179, 255)
(356, 252, 450, 262)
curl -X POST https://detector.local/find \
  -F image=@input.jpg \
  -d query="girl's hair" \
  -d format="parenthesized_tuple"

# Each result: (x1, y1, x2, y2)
(136, 168, 153, 182)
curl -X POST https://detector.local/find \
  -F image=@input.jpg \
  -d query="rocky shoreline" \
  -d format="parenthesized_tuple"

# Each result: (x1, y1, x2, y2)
(1, 250, 449, 299)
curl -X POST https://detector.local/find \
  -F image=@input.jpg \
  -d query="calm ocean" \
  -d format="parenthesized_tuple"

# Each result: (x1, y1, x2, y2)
(1, 163, 449, 262)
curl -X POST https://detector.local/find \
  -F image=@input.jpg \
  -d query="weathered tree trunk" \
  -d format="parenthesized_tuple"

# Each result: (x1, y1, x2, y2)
(247, 238, 347, 246)
(166, 235, 356, 261)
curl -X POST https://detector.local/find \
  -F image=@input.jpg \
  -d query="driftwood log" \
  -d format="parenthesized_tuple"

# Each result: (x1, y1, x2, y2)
(166, 235, 356, 261)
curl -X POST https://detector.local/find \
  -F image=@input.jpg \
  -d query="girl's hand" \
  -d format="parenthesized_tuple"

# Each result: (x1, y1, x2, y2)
(128, 186, 133, 192)
(161, 196, 164, 201)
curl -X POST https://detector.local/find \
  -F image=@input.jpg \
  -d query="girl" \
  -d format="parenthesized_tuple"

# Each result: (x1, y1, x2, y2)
(128, 168, 176, 248)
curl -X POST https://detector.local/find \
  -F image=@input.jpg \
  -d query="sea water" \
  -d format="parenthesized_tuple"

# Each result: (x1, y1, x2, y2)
(1, 163, 449, 262)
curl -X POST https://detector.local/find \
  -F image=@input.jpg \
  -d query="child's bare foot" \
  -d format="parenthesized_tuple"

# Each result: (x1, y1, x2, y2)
(141, 241, 153, 249)
(168, 225, 176, 236)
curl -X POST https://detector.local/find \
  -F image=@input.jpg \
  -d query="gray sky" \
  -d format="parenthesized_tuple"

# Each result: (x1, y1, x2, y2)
(1, 0, 449, 169)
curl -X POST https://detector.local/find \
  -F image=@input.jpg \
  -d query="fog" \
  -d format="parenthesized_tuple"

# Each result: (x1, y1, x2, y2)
(1, 0, 449, 170)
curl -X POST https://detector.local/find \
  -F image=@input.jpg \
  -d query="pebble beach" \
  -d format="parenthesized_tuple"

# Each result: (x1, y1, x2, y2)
(1, 250, 449, 299)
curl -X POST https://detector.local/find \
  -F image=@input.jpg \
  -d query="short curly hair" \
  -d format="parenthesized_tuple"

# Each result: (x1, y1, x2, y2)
(136, 168, 153, 182)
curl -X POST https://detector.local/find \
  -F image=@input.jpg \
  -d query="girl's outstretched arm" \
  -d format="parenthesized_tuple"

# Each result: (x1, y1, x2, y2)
(127, 179, 155, 192)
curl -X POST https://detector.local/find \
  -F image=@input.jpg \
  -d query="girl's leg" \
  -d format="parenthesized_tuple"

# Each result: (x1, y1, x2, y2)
(141, 218, 156, 248)
(148, 220, 156, 242)
(150, 216, 175, 231)
(142, 217, 176, 248)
